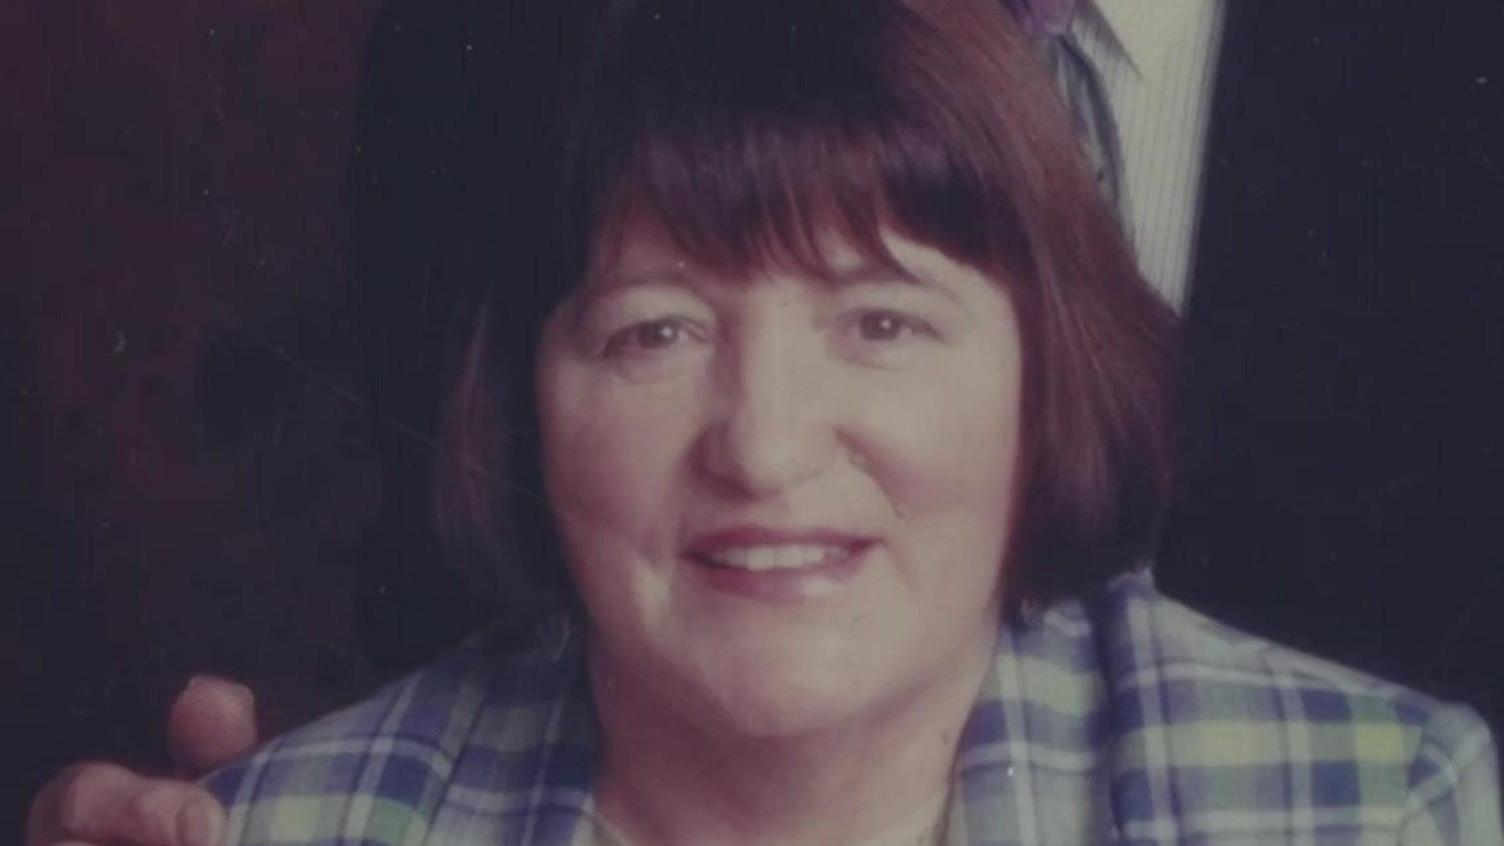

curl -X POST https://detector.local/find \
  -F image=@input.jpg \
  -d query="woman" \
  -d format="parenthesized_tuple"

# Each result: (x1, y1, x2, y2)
(32, 0, 1502, 843)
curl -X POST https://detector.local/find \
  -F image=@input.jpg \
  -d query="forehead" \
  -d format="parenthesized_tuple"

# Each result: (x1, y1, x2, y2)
(578, 209, 1021, 324)
(587, 205, 954, 289)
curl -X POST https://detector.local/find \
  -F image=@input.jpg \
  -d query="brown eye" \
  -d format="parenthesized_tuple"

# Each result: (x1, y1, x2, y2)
(857, 311, 917, 341)
(604, 317, 690, 356)
(635, 319, 682, 349)
(836, 308, 939, 369)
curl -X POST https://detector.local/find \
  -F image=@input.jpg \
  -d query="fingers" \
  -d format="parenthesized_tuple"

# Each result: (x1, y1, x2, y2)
(168, 676, 258, 776)
(27, 762, 226, 846)
(25, 676, 253, 846)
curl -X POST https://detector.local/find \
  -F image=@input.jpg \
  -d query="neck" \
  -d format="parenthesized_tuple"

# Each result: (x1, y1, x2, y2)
(587, 628, 994, 846)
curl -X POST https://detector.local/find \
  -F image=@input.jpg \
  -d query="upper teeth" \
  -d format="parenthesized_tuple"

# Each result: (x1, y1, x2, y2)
(704, 544, 844, 571)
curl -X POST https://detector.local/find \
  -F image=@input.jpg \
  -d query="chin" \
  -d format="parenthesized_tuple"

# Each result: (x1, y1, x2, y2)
(682, 639, 892, 740)
(701, 675, 880, 741)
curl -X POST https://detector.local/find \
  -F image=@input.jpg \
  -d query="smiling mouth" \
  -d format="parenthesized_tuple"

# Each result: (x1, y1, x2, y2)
(694, 543, 866, 572)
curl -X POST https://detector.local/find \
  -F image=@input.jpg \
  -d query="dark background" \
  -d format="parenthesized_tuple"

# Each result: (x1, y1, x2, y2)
(4, 1, 1503, 841)
(4, 1, 389, 837)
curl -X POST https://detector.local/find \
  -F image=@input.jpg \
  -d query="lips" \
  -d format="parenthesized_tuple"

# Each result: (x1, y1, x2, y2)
(686, 526, 874, 573)
(701, 543, 848, 571)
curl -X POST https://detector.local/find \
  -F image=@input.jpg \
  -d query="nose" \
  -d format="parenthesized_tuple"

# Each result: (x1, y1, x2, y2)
(695, 311, 837, 499)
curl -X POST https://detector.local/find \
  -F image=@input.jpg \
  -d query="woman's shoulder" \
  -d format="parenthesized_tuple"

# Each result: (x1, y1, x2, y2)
(1100, 570, 1474, 722)
(202, 621, 595, 846)
(1094, 571, 1502, 843)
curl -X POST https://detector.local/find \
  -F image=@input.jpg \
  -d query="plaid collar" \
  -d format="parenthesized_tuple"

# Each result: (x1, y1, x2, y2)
(210, 570, 1495, 845)
(469, 580, 1116, 845)
(496, 571, 1443, 845)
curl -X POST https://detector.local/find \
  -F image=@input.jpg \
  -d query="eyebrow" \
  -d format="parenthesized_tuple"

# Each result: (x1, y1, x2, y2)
(825, 259, 961, 304)
(564, 267, 699, 332)
(827, 260, 920, 288)
(580, 255, 957, 305)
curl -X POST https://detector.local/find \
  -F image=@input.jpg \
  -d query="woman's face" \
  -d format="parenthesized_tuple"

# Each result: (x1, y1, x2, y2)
(537, 215, 1023, 738)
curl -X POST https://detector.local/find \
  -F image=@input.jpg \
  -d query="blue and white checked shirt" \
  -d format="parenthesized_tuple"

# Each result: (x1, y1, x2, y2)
(205, 572, 1503, 844)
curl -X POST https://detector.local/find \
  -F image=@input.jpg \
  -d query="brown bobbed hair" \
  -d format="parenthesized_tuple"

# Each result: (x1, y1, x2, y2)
(436, 0, 1178, 628)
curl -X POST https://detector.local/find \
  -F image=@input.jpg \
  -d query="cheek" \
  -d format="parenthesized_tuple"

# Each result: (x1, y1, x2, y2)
(539, 363, 704, 543)
(850, 349, 1022, 615)
(860, 362, 1021, 518)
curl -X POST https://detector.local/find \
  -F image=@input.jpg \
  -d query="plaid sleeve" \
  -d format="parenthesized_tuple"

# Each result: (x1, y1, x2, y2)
(201, 677, 467, 846)
(1095, 573, 1504, 845)
(1397, 704, 1503, 845)
(198, 625, 518, 846)
(199, 624, 595, 846)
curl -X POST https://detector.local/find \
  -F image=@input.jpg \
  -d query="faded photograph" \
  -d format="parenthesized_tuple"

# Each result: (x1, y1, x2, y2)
(8, 2, 1504, 844)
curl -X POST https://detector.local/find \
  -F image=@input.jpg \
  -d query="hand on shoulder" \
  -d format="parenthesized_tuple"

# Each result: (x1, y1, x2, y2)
(26, 676, 258, 846)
